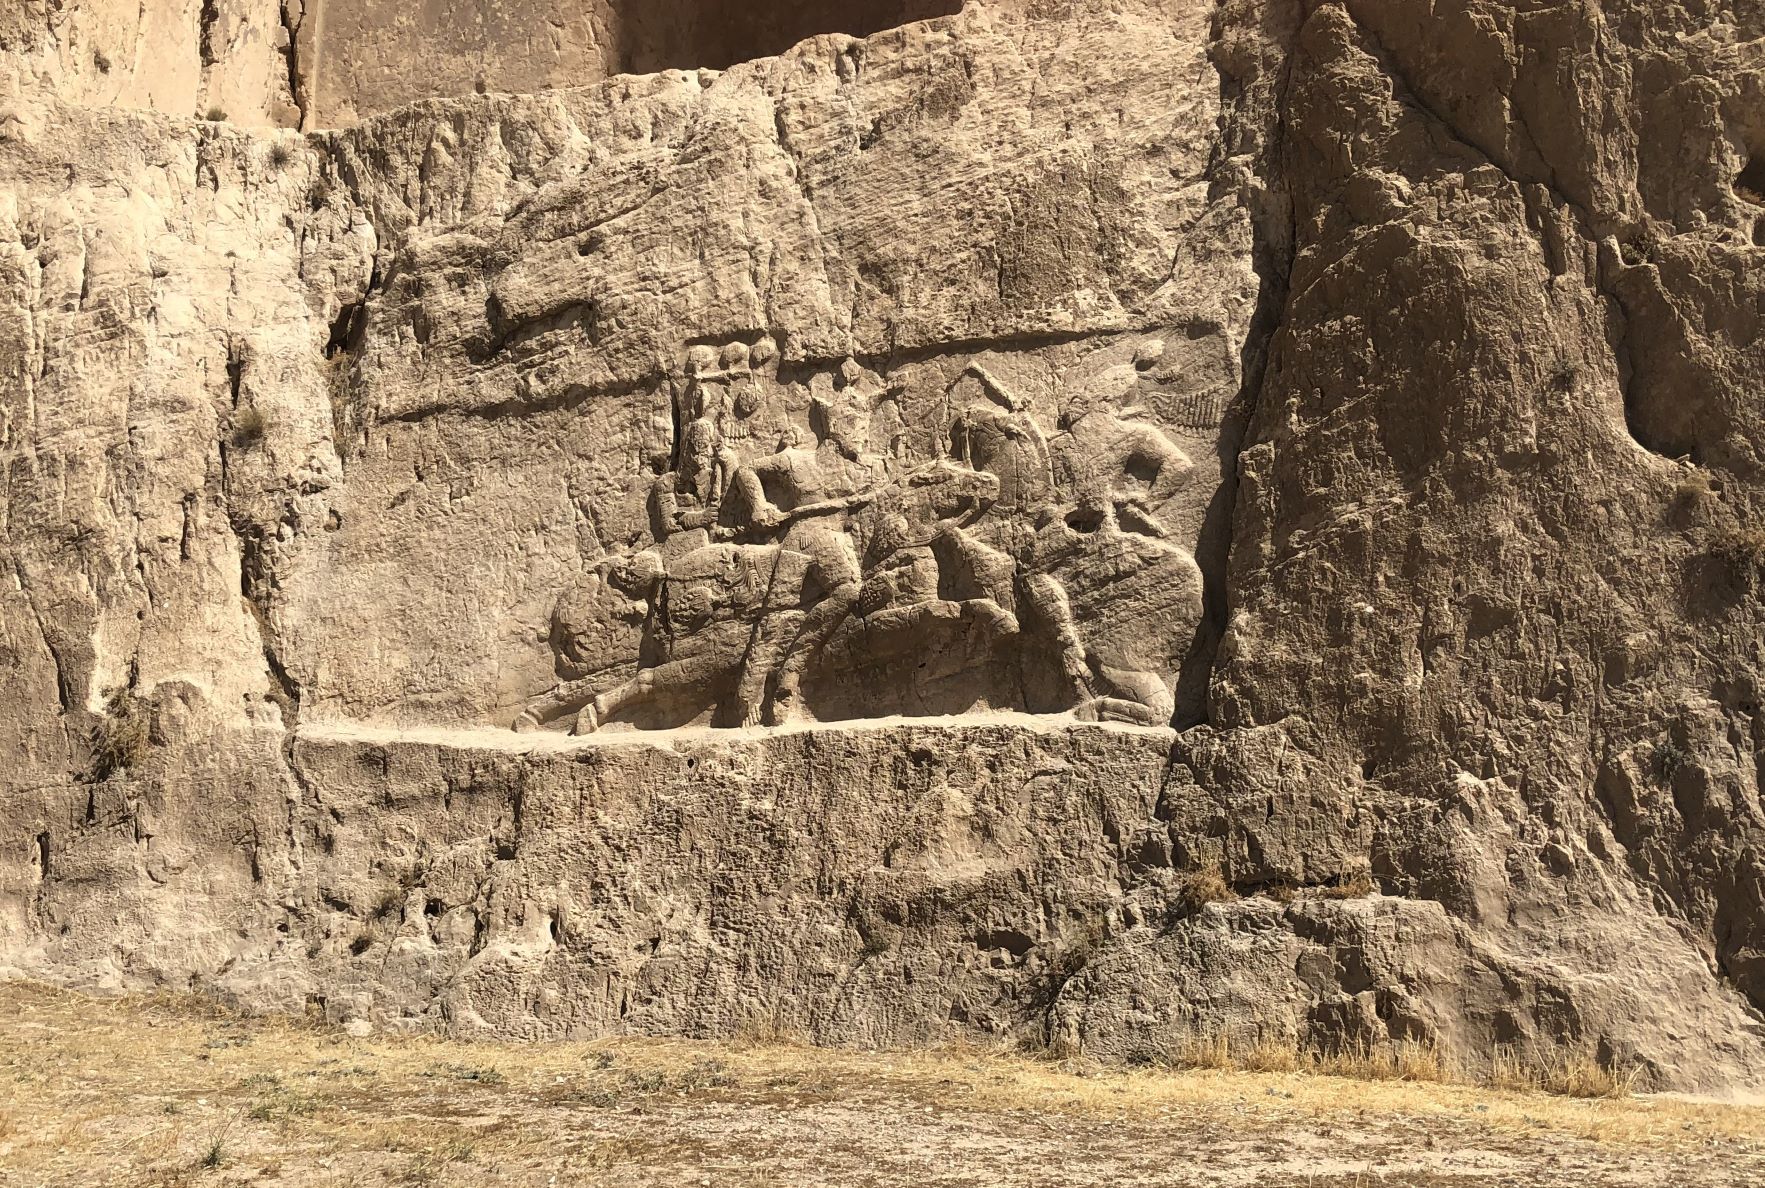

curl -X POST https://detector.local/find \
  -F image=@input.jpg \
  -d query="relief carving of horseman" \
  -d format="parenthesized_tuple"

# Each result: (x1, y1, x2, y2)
(516, 340, 1205, 733)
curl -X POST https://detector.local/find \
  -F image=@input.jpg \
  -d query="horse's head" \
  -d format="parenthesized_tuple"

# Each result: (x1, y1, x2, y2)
(602, 549, 665, 600)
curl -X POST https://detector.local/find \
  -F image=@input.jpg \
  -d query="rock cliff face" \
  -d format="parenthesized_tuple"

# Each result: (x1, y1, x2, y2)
(6, 0, 1765, 1091)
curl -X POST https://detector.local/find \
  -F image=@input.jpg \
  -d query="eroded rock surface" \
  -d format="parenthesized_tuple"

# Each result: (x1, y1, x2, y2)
(5, 0, 1765, 1091)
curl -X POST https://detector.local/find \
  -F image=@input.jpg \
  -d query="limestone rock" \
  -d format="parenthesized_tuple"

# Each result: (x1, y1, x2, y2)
(5, 0, 1765, 1092)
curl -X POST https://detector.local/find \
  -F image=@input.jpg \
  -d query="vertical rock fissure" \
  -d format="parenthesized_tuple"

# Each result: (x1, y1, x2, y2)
(300, 0, 327, 132)
(10, 555, 74, 714)
(279, 1, 308, 131)
(1172, 3, 1300, 731)
(217, 374, 303, 727)
(231, 516, 303, 728)
(197, 0, 220, 67)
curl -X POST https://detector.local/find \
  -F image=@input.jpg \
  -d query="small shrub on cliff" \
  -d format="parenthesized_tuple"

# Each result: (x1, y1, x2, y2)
(266, 141, 294, 169)
(1048, 914, 1108, 980)
(1321, 868, 1375, 899)
(1260, 881, 1298, 904)
(1619, 224, 1660, 267)
(370, 885, 407, 921)
(229, 405, 266, 448)
(205, 106, 228, 122)
(1674, 469, 1717, 510)
(1709, 525, 1765, 571)
(1651, 740, 1689, 784)
(1178, 863, 1236, 914)
(89, 694, 149, 780)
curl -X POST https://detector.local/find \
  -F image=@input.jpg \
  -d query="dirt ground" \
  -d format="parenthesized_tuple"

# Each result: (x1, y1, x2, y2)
(1, 983, 1762, 1187)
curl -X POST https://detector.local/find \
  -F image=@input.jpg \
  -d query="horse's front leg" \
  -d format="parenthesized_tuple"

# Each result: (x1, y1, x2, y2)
(572, 671, 650, 735)
(580, 659, 716, 734)
(513, 676, 602, 732)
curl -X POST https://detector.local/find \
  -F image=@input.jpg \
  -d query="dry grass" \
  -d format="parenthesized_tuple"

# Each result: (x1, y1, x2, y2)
(88, 692, 149, 780)
(1178, 862, 1236, 912)
(733, 999, 801, 1046)
(1166, 1029, 1643, 1101)
(0, 982, 1761, 1186)
(1321, 868, 1376, 899)
(1317, 1039, 1448, 1083)
(1674, 469, 1717, 509)
(1168, 1031, 1447, 1083)
(1709, 525, 1765, 570)
(1491, 1045, 1642, 1100)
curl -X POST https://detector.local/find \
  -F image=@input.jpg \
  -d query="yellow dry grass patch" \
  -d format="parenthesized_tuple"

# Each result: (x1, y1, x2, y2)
(1162, 1029, 1639, 1100)
(0, 981, 1762, 1185)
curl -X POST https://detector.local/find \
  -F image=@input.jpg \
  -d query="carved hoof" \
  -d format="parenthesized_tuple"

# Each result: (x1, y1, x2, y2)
(512, 709, 543, 734)
(570, 703, 601, 736)
(765, 679, 802, 727)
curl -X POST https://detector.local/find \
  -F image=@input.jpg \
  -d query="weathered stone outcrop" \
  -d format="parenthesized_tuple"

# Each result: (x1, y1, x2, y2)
(6, 0, 1765, 1092)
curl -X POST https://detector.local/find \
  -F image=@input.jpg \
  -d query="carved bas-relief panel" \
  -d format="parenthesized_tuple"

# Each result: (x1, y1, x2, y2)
(510, 334, 1219, 734)
(239, 0, 1249, 736)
